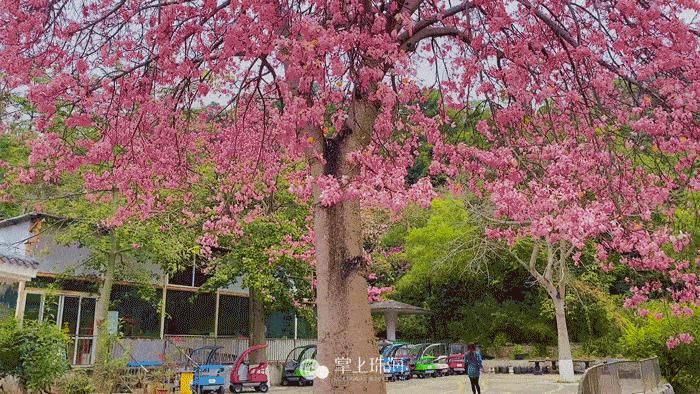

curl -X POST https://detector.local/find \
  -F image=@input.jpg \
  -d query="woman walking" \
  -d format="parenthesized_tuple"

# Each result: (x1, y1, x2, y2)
(464, 343, 483, 394)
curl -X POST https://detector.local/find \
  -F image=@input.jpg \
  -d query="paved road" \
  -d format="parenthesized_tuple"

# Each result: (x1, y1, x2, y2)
(271, 373, 580, 393)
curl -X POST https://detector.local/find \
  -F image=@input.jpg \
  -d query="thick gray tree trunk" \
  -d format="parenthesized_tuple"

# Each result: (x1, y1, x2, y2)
(311, 98, 385, 393)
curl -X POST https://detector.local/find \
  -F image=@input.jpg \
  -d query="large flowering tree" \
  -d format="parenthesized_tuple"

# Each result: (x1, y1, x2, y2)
(1, 0, 699, 391)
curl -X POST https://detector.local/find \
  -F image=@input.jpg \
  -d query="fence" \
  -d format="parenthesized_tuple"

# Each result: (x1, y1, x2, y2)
(113, 336, 317, 364)
(578, 357, 664, 394)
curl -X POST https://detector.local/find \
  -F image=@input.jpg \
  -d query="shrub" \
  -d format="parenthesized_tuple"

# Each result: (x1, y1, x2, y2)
(533, 343, 549, 357)
(0, 318, 70, 392)
(512, 344, 527, 359)
(57, 371, 96, 394)
(0, 319, 21, 377)
(621, 308, 700, 393)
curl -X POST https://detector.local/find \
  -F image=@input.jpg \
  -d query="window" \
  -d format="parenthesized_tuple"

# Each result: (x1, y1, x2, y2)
(217, 295, 249, 337)
(0, 283, 18, 320)
(111, 285, 161, 338)
(43, 294, 59, 324)
(23, 293, 41, 321)
(61, 296, 80, 334)
(20, 292, 97, 365)
(79, 298, 95, 336)
(168, 261, 211, 287)
(165, 290, 216, 335)
(266, 311, 316, 339)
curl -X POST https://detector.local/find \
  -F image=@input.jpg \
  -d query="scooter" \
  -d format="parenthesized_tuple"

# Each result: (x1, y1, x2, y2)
(281, 344, 317, 386)
(447, 343, 467, 375)
(190, 346, 231, 394)
(229, 344, 269, 393)
(408, 344, 437, 378)
(381, 343, 412, 381)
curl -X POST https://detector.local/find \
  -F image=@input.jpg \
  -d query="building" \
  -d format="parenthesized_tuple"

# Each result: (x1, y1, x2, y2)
(0, 213, 314, 365)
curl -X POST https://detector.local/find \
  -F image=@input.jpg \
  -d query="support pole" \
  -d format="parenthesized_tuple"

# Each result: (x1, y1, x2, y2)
(385, 311, 397, 341)
(15, 280, 26, 322)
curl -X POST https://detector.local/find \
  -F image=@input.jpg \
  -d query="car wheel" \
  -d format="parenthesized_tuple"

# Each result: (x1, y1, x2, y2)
(258, 383, 269, 393)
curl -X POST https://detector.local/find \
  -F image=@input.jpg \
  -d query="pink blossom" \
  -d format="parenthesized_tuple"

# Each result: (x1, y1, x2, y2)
(667, 333, 695, 349)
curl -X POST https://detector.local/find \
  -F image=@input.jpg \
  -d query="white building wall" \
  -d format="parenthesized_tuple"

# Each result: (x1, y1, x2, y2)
(0, 221, 31, 257)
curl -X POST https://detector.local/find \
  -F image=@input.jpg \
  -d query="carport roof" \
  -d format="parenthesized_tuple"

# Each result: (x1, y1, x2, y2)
(370, 300, 430, 315)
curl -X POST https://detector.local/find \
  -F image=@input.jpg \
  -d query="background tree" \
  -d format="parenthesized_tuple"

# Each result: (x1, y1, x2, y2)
(202, 188, 315, 363)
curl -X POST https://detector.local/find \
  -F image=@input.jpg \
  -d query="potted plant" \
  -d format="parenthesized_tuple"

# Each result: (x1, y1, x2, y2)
(513, 345, 528, 360)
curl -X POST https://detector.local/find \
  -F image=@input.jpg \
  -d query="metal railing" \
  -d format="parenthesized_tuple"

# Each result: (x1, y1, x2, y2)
(578, 357, 664, 394)
(112, 336, 318, 364)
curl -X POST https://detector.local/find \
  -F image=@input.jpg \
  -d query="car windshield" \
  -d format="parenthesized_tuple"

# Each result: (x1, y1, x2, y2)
(423, 344, 445, 357)
(298, 346, 316, 361)
(189, 347, 217, 366)
(394, 346, 411, 358)
(450, 344, 465, 354)
(408, 344, 425, 357)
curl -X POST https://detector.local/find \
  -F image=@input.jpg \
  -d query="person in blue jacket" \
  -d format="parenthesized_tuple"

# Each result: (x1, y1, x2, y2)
(464, 343, 483, 394)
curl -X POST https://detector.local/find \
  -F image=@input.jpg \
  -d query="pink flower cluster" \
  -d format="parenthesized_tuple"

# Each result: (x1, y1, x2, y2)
(666, 333, 694, 350)
(368, 286, 393, 303)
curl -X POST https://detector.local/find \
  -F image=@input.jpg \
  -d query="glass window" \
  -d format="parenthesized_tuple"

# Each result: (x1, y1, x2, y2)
(265, 311, 316, 339)
(168, 266, 195, 286)
(165, 290, 216, 335)
(217, 295, 249, 337)
(0, 283, 18, 320)
(60, 296, 80, 335)
(168, 263, 212, 287)
(79, 298, 96, 336)
(43, 295, 59, 324)
(75, 338, 94, 365)
(23, 293, 41, 321)
(111, 285, 160, 338)
(266, 311, 294, 338)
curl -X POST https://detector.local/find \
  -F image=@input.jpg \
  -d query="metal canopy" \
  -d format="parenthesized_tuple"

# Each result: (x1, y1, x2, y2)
(370, 300, 430, 315)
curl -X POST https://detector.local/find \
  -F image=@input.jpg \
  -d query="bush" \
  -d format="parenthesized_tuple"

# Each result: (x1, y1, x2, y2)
(0, 319, 21, 376)
(0, 318, 70, 392)
(621, 309, 700, 393)
(57, 371, 96, 394)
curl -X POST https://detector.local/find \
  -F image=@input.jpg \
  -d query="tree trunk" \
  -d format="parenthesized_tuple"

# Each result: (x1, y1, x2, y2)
(249, 288, 266, 364)
(551, 293, 575, 382)
(310, 98, 384, 393)
(93, 250, 115, 379)
(313, 199, 385, 393)
(94, 192, 117, 387)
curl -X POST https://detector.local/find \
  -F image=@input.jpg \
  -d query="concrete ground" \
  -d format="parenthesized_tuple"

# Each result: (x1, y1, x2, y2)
(270, 373, 581, 393)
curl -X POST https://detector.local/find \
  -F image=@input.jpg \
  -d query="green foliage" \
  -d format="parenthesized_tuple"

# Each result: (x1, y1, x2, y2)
(203, 190, 314, 312)
(621, 307, 700, 393)
(91, 334, 129, 393)
(533, 342, 549, 357)
(0, 318, 21, 376)
(0, 318, 70, 392)
(512, 344, 527, 359)
(57, 371, 97, 394)
(0, 133, 31, 218)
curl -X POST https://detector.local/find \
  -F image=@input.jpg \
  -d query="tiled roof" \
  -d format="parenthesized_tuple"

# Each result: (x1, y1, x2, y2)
(0, 212, 65, 229)
(0, 254, 40, 270)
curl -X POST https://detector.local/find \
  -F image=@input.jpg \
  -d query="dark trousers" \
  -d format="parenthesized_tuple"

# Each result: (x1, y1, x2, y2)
(469, 376, 481, 394)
